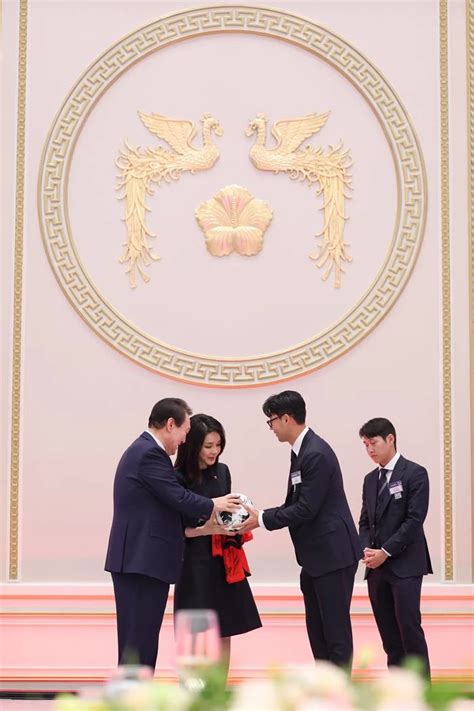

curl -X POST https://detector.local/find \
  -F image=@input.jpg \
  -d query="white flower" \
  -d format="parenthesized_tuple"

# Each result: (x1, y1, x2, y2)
(120, 681, 190, 710)
(376, 703, 429, 711)
(373, 668, 426, 708)
(231, 680, 282, 710)
(298, 661, 352, 699)
(299, 702, 352, 711)
(232, 664, 354, 711)
(447, 701, 474, 711)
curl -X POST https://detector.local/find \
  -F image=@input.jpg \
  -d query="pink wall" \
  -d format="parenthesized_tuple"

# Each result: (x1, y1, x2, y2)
(1, 584, 473, 690)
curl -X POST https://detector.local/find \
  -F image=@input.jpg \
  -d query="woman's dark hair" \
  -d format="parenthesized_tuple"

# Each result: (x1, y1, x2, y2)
(148, 398, 192, 428)
(175, 414, 226, 487)
(359, 417, 397, 449)
(262, 390, 306, 425)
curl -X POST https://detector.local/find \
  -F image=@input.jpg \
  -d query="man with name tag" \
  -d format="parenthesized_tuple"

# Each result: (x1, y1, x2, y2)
(358, 417, 432, 679)
(238, 390, 362, 669)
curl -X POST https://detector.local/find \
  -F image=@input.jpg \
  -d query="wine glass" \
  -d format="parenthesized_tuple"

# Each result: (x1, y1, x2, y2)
(175, 609, 221, 692)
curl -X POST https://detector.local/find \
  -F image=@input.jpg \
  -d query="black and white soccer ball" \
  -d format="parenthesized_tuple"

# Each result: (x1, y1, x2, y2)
(216, 493, 252, 531)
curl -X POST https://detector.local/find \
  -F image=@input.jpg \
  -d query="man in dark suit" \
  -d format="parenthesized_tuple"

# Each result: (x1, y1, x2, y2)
(358, 417, 432, 678)
(239, 391, 362, 668)
(105, 398, 240, 670)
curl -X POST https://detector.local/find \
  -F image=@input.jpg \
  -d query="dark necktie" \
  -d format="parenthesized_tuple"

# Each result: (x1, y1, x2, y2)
(287, 450, 298, 497)
(377, 468, 389, 497)
(290, 450, 297, 470)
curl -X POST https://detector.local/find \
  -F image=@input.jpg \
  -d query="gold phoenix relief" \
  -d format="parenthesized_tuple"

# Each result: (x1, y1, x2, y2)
(117, 113, 223, 288)
(196, 185, 273, 256)
(246, 112, 352, 288)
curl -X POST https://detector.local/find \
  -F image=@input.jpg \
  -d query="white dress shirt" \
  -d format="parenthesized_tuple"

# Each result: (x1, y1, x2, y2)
(147, 429, 166, 451)
(258, 427, 309, 529)
(379, 451, 400, 485)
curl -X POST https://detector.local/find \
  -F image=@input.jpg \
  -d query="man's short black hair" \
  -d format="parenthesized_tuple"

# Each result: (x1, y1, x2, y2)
(148, 398, 192, 429)
(262, 390, 306, 425)
(359, 417, 397, 449)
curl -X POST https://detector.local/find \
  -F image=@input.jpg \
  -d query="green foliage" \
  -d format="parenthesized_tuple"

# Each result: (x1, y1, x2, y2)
(187, 664, 233, 711)
(425, 680, 473, 711)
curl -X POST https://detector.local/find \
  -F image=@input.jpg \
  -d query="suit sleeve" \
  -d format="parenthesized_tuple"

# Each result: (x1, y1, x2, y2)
(358, 478, 371, 550)
(382, 466, 429, 557)
(262, 451, 332, 530)
(138, 448, 213, 521)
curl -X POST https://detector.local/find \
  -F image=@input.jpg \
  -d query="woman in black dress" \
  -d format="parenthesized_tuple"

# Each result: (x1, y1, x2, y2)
(174, 414, 262, 678)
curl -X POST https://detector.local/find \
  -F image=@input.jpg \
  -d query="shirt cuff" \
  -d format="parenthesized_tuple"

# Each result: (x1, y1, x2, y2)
(381, 547, 391, 557)
(258, 510, 267, 529)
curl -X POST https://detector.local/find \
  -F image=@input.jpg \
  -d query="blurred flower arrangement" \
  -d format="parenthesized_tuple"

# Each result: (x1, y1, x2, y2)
(55, 660, 471, 711)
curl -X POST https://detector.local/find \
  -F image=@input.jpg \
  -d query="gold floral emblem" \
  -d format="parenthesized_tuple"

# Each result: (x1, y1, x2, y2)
(195, 184, 273, 256)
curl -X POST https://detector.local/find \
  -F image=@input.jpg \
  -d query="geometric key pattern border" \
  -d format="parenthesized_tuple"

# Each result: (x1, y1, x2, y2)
(38, 5, 427, 387)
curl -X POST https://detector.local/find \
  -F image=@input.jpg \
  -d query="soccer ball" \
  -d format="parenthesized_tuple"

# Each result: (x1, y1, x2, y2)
(216, 493, 252, 531)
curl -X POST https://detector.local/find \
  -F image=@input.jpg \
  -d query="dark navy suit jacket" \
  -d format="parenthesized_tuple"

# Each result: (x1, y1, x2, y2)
(263, 428, 362, 578)
(105, 432, 213, 584)
(359, 455, 433, 579)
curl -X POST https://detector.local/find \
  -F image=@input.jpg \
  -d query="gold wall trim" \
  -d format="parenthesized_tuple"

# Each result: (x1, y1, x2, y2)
(0, 609, 470, 619)
(440, 0, 453, 581)
(9, 0, 28, 581)
(37, 5, 427, 387)
(467, 0, 474, 583)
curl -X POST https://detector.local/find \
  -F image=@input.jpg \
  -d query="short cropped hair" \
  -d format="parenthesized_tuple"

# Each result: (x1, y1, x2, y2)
(262, 390, 306, 425)
(148, 398, 192, 429)
(359, 417, 397, 449)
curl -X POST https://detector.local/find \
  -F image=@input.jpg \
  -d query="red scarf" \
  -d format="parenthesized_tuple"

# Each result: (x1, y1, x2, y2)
(211, 532, 253, 584)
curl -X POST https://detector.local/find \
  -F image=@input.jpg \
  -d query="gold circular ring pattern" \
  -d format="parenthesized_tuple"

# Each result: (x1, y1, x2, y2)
(38, 5, 427, 387)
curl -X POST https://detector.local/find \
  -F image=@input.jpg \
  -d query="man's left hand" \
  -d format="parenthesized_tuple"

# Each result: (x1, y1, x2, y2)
(234, 503, 260, 534)
(363, 547, 388, 569)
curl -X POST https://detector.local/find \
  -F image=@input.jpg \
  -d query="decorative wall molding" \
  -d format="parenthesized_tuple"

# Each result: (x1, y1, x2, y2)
(1, 584, 472, 690)
(9, 0, 28, 581)
(467, 0, 474, 582)
(439, 0, 453, 582)
(38, 5, 427, 388)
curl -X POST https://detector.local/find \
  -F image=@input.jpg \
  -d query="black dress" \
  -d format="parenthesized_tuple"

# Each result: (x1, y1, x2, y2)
(174, 462, 262, 638)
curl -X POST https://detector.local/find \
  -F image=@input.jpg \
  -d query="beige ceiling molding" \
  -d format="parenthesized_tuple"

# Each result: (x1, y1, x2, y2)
(38, 5, 427, 387)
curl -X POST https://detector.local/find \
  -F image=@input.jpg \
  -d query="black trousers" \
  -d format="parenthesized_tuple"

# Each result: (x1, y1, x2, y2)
(367, 566, 430, 679)
(111, 572, 169, 670)
(300, 563, 357, 669)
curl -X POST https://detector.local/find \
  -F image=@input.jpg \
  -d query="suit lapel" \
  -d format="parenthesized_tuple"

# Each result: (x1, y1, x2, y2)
(367, 469, 379, 520)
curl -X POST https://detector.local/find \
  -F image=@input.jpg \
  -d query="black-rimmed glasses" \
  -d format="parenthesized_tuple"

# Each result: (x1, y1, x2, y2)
(266, 415, 281, 429)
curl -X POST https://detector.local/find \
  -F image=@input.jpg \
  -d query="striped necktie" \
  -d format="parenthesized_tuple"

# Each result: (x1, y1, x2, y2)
(377, 468, 389, 497)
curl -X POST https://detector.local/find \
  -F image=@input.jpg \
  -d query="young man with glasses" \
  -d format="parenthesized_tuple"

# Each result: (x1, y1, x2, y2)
(238, 390, 362, 669)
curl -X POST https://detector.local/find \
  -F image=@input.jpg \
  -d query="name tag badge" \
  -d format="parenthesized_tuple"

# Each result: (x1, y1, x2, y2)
(291, 471, 302, 486)
(389, 480, 403, 495)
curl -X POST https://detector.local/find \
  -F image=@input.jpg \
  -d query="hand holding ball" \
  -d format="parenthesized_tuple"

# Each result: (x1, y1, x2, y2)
(216, 493, 252, 531)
